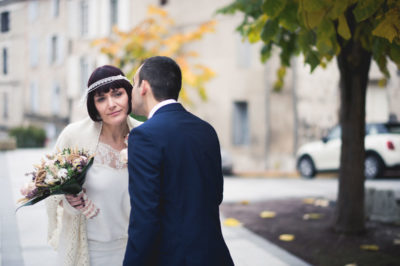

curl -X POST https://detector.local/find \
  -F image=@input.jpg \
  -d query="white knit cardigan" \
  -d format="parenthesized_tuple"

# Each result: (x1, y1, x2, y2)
(46, 116, 141, 266)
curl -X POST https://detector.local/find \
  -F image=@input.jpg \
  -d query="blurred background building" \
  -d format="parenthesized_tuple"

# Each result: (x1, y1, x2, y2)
(0, 0, 399, 172)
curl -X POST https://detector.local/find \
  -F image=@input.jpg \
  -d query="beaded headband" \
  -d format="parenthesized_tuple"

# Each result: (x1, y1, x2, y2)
(86, 74, 131, 95)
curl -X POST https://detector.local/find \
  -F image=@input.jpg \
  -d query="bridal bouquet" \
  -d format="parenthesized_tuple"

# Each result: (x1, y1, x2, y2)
(17, 148, 94, 211)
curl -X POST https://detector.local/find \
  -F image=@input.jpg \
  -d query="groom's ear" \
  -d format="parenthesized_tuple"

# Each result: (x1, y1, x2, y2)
(140, 80, 152, 96)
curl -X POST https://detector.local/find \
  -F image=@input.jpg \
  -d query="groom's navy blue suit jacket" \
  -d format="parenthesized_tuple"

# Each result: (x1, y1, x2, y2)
(124, 103, 234, 266)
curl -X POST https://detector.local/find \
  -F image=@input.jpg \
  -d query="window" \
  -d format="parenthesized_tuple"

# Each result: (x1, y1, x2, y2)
(232, 101, 250, 145)
(1, 11, 9, 33)
(3, 92, 8, 119)
(52, 0, 60, 17)
(30, 82, 39, 113)
(80, 56, 89, 91)
(51, 35, 58, 64)
(80, 0, 88, 36)
(30, 38, 39, 67)
(110, 0, 118, 30)
(2, 48, 7, 75)
(29, 0, 39, 22)
(51, 83, 60, 114)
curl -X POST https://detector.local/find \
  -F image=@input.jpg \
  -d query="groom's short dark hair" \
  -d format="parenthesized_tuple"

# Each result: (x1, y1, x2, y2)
(139, 56, 182, 101)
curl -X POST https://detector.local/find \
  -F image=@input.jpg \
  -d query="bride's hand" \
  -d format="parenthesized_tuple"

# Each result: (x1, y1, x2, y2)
(65, 192, 85, 210)
(65, 190, 99, 219)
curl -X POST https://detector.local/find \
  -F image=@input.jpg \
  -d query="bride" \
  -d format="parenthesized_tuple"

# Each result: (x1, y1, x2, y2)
(46, 65, 141, 266)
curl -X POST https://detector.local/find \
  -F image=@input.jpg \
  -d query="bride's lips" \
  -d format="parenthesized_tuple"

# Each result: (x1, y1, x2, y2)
(109, 110, 122, 116)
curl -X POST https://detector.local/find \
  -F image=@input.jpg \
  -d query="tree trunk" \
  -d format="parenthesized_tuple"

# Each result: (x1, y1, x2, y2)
(334, 11, 372, 234)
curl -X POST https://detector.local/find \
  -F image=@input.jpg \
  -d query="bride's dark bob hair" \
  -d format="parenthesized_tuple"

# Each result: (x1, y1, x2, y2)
(86, 65, 132, 122)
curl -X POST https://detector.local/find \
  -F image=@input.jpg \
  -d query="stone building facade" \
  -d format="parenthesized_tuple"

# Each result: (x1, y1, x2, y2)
(0, 0, 399, 172)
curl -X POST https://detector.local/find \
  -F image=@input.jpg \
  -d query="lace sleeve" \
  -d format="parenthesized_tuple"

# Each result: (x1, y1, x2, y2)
(46, 195, 64, 249)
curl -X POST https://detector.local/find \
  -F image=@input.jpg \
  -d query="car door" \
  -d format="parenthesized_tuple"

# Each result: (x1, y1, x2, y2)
(316, 126, 341, 170)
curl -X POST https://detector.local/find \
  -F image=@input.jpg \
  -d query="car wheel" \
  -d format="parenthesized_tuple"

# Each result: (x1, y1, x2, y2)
(298, 156, 316, 178)
(364, 154, 384, 180)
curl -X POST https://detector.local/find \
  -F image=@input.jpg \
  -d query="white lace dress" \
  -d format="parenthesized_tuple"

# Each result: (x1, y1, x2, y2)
(59, 142, 130, 266)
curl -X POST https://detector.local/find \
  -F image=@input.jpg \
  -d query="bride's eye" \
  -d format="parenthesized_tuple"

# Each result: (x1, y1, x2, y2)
(113, 90, 123, 97)
(95, 97, 105, 102)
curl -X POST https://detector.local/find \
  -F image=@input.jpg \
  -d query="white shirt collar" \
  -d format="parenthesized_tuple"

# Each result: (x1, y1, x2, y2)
(148, 99, 177, 119)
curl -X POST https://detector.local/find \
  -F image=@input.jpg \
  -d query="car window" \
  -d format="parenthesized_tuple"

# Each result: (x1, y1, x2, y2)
(366, 125, 379, 135)
(386, 124, 400, 134)
(327, 126, 341, 140)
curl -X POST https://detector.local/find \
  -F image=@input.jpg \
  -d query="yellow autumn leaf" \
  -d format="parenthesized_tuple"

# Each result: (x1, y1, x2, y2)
(147, 5, 168, 17)
(223, 218, 242, 227)
(260, 211, 276, 218)
(372, 9, 400, 43)
(314, 199, 330, 207)
(360, 244, 379, 251)
(303, 198, 315, 204)
(239, 200, 250, 205)
(303, 213, 323, 220)
(279, 234, 295, 242)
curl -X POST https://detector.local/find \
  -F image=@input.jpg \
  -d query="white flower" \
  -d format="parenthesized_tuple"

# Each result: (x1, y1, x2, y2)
(119, 148, 128, 164)
(44, 173, 59, 184)
(57, 168, 68, 180)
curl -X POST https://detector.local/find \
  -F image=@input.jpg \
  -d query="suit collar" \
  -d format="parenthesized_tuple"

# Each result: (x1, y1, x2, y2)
(152, 102, 184, 117)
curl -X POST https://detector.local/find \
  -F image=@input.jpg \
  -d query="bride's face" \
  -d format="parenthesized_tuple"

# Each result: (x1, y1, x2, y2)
(94, 88, 129, 126)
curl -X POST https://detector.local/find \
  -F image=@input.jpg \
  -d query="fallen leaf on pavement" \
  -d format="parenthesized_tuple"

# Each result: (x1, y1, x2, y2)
(223, 218, 241, 227)
(344, 263, 357, 266)
(314, 199, 329, 207)
(393, 239, 400, 245)
(303, 213, 323, 220)
(240, 200, 250, 205)
(360, 245, 379, 251)
(260, 211, 276, 218)
(302, 198, 315, 204)
(279, 234, 295, 242)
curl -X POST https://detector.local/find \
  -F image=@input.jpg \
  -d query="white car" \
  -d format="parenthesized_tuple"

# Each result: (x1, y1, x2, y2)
(296, 123, 400, 179)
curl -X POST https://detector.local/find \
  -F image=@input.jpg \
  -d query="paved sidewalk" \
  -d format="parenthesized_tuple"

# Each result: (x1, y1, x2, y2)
(1, 148, 310, 266)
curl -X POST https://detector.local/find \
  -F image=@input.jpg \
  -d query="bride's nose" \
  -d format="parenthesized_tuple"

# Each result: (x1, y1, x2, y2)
(106, 96, 116, 108)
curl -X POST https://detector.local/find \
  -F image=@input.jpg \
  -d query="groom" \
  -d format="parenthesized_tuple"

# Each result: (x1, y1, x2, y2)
(123, 56, 234, 266)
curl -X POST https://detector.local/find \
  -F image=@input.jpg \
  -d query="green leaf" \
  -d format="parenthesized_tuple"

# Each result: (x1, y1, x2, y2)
(279, 32, 297, 66)
(300, 9, 326, 29)
(305, 50, 320, 72)
(262, 0, 287, 18)
(317, 19, 335, 39)
(261, 19, 279, 43)
(300, 0, 326, 12)
(389, 44, 400, 66)
(261, 43, 273, 63)
(279, 1, 299, 31)
(16, 192, 51, 212)
(353, 0, 384, 22)
(246, 15, 268, 43)
(317, 38, 333, 54)
(338, 14, 351, 40)
(298, 30, 315, 51)
(328, 0, 351, 20)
